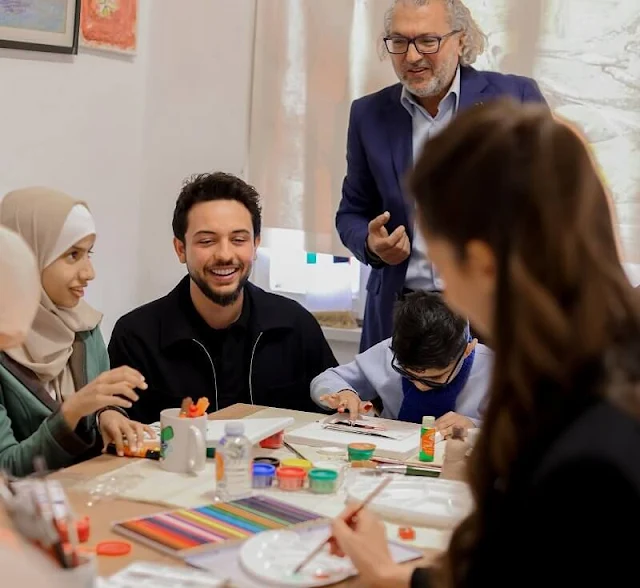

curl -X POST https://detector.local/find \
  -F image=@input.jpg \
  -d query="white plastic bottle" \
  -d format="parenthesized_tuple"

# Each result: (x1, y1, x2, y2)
(216, 422, 253, 501)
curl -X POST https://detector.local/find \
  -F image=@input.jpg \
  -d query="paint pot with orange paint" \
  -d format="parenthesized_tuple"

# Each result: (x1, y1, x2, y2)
(276, 466, 307, 491)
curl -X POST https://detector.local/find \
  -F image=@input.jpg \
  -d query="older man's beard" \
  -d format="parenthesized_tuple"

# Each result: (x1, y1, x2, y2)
(400, 53, 458, 98)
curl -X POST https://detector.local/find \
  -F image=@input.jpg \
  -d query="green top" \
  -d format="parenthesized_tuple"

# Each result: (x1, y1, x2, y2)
(0, 327, 109, 476)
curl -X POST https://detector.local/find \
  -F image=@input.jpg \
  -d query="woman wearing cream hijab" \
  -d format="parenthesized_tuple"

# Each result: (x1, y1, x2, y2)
(0, 187, 152, 477)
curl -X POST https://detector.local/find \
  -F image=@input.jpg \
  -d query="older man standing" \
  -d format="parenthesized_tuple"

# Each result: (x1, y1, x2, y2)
(337, 0, 546, 351)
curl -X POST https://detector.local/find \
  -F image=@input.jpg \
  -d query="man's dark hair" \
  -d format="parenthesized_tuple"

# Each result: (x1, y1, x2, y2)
(390, 291, 468, 371)
(172, 172, 262, 242)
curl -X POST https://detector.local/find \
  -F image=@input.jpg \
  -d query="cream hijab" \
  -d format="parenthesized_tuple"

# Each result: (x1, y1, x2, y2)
(0, 187, 102, 401)
(0, 227, 40, 346)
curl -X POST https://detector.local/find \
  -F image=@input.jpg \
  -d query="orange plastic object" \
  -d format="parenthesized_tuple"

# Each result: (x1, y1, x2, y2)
(57, 516, 90, 543)
(398, 526, 416, 541)
(259, 430, 285, 449)
(96, 540, 131, 556)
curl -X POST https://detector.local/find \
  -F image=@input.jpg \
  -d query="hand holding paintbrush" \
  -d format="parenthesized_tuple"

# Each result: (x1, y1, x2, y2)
(293, 476, 392, 574)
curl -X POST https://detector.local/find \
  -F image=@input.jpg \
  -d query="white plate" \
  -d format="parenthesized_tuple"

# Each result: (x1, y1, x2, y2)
(239, 530, 354, 587)
(346, 475, 472, 529)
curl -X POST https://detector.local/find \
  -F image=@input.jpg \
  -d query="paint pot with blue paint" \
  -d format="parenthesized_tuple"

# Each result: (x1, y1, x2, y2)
(252, 463, 276, 488)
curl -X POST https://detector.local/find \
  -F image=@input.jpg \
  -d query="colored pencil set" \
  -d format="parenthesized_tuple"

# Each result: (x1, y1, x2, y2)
(113, 495, 325, 555)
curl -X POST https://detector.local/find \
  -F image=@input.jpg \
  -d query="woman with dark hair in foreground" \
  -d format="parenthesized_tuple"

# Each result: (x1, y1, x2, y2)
(331, 99, 640, 587)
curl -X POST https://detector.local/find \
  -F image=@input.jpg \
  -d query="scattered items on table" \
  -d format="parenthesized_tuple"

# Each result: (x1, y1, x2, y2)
(100, 562, 224, 587)
(184, 520, 423, 586)
(347, 442, 376, 462)
(293, 476, 392, 574)
(96, 540, 132, 556)
(398, 526, 416, 541)
(0, 461, 88, 570)
(252, 463, 276, 488)
(346, 473, 472, 529)
(106, 444, 161, 460)
(259, 429, 285, 449)
(179, 397, 210, 418)
(111, 495, 325, 557)
(351, 460, 440, 478)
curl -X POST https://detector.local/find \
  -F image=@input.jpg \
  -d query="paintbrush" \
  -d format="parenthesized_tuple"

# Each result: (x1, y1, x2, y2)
(352, 461, 440, 478)
(283, 440, 314, 465)
(292, 476, 392, 574)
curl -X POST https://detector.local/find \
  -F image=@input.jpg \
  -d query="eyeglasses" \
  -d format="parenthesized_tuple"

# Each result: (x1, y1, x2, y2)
(391, 344, 467, 389)
(383, 30, 461, 55)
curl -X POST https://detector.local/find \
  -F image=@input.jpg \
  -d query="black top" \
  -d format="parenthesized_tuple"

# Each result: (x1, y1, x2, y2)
(183, 284, 252, 409)
(108, 277, 337, 423)
(411, 391, 640, 586)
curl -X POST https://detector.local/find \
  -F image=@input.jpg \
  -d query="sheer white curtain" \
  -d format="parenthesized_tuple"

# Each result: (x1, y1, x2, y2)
(247, 0, 640, 261)
(247, 0, 395, 255)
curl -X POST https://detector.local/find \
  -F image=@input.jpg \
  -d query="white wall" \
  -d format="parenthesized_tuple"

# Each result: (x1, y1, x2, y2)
(0, 0, 256, 339)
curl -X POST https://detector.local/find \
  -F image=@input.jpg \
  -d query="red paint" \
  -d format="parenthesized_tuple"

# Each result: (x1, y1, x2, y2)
(81, 0, 137, 52)
(259, 430, 285, 449)
(398, 526, 416, 541)
(57, 516, 91, 543)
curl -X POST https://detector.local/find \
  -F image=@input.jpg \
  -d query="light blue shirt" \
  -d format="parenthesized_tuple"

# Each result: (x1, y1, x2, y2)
(401, 66, 461, 291)
(311, 336, 492, 424)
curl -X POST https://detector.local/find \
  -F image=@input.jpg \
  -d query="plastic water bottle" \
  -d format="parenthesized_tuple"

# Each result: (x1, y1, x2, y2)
(216, 422, 252, 501)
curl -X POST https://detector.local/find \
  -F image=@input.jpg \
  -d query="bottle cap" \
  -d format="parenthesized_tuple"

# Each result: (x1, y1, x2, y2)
(422, 415, 435, 427)
(225, 421, 244, 436)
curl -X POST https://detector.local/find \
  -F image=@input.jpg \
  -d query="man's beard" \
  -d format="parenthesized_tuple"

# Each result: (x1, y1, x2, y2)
(400, 54, 458, 99)
(189, 264, 251, 307)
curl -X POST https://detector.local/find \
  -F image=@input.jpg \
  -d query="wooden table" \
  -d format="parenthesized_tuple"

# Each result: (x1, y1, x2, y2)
(2, 404, 438, 584)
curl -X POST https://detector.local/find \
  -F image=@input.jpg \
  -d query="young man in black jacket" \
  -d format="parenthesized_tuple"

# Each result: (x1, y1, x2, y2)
(108, 172, 337, 423)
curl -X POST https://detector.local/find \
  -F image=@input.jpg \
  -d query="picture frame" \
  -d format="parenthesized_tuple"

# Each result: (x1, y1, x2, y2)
(0, 0, 81, 55)
(80, 0, 138, 55)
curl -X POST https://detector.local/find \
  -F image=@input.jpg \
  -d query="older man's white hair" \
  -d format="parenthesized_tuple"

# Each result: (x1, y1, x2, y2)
(383, 0, 486, 65)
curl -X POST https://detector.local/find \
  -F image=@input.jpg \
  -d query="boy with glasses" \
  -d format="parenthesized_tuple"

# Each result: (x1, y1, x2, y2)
(311, 291, 492, 436)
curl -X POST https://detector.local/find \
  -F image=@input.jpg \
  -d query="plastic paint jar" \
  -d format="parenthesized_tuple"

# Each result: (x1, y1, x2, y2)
(347, 443, 376, 462)
(312, 460, 345, 485)
(259, 430, 285, 449)
(254, 456, 280, 469)
(308, 469, 339, 494)
(252, 463, 276, 488)
(276, 466, 307, 491)
(281, 458, 313, 472)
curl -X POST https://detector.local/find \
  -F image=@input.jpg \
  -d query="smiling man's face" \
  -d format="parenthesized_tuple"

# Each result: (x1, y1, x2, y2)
(174, 199, 258, 307)
(388, 0, 462, 99)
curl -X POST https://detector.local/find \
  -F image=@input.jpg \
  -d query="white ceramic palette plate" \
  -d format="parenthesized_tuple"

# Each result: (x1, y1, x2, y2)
(347, 475, 472, 529)
(239, 530, 354, 587)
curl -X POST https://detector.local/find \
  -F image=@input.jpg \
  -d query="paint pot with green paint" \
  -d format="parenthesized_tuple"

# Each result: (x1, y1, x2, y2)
(347, 442, 376, 462)
(308, 469, 339, 494)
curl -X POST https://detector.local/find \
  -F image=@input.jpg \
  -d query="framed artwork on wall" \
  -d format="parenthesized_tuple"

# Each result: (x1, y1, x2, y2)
(80, 0, 137, 54)
(0, 0, 80, 54)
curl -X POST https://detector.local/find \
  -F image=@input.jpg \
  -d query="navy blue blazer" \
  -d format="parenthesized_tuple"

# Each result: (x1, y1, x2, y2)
(336, 66, 547, 351)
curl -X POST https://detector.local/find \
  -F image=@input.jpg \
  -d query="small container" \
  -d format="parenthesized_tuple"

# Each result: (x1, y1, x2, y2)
(276, 466, 307, 491)
(281, 458, 313, 472)
(254, 456, 280, 468)
(308, 469, 339, 494)
(259, 430, 285, 449)
(312, 460, 346, 485)
(252, 463, 276, 488)
(347, 442, 376, 462)
(419, 416, 436, 463)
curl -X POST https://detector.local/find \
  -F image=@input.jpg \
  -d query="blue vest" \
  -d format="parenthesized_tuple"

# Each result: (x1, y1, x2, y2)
(397, 350, 475, 424)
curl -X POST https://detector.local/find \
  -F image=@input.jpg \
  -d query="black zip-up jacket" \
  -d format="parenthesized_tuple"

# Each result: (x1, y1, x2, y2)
(108, 277, 337, 423)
